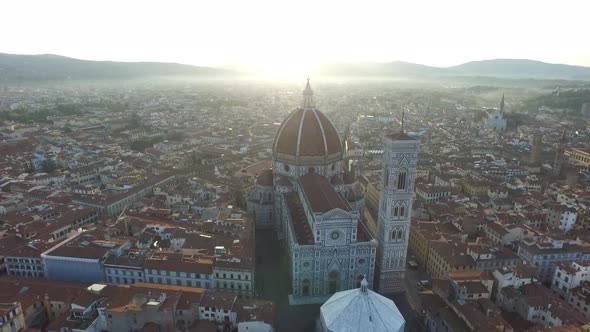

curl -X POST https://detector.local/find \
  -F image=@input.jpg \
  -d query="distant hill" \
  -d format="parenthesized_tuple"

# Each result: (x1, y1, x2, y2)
(449, 59, 590, 79)
(2, 53, 590, 82)
(313, 61, 443, 77)
(313, 59, 590, 80)
(0, 53, 233, 82)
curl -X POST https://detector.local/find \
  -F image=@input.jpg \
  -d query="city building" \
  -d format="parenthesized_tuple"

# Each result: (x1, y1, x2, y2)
(415, 183, 450, 204)
(42, 232, 127, 284)
(0, 302, 26, 332)
(517, 237, 590, 283)
(551, 260, 590, 298)
(529, 129, 543, 165)
(566, 280, 590, 321)
(545, 203, 578, 232)
(566, 147, 590, 167)
(497, 283, 585, 327)
(427, 241, 477, 277)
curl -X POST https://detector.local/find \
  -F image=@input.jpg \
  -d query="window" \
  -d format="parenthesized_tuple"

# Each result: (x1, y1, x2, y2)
(302, 279, 311, 296)
(400, 206, 405, 217)
(331, 231, 340, 240)
(397, 171, 407, 190)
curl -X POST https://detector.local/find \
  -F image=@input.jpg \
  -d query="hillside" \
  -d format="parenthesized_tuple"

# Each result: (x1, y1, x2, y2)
(0, 53, 233, 82)
(2, 53, 590, 82)
(313, 59, 590, 80)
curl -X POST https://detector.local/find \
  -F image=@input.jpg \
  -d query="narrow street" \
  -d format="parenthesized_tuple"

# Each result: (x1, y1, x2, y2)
(256, 229, 320, 332)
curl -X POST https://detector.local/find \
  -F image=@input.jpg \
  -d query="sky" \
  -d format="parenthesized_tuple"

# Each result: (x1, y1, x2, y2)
(2, 0, 590, 77)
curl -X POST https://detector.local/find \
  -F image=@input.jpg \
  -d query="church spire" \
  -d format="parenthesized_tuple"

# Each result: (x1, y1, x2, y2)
(400, 108, 405, 133)
(500, 93, 505, 112)
(302, 77, 314, 109)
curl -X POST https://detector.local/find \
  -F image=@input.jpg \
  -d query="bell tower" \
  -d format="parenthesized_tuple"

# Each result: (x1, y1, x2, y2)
(375, 113, 419, 294)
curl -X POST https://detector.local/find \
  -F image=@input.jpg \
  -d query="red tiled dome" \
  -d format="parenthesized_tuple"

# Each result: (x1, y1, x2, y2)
(273, 107, 342, 163)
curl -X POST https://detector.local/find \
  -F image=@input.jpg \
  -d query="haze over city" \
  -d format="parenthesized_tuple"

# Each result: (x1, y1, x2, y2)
(2, 1, 590, 332)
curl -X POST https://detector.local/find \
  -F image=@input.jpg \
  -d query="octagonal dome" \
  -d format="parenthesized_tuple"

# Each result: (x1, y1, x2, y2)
(273, 80, 342, 165)
(320, 279, 405, 332)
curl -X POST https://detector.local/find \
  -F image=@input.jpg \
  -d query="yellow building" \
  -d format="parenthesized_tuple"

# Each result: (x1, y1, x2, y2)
(360, 173, 381, 214)
(427, 241, 477, 277)
(460, 178, 492, 197)
(566, 148, 590, 167)
(408, 220, 440, 267)
(416, 168, 430, 180)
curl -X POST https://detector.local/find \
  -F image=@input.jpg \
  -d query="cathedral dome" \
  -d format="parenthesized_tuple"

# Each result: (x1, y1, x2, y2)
(273, 79, 342, 165)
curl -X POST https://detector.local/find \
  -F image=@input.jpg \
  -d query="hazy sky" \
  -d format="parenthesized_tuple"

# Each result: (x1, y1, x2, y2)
(3, 0, 590, 76)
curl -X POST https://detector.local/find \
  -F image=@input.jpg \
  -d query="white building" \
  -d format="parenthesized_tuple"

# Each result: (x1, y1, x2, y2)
(319, 278, 405, 332)
(552, 260, 590, 298)
(486, 94, 507, 132)
(492, 265, 537, 297)
(545, 203, 578, 232)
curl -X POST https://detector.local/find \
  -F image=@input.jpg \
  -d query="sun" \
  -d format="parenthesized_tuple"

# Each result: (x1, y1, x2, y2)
(249, 55, 319, 80)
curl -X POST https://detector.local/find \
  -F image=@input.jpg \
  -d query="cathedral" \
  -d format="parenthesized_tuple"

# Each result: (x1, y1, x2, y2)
(248, 79, 419, 303)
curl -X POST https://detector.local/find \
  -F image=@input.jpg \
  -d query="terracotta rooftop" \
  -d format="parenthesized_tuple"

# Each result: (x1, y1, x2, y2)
(300, 172, 349, 213)
(273, 107, 342, 158)
(286, 193, 314, 245)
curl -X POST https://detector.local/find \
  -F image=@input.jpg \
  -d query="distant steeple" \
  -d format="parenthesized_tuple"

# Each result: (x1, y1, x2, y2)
(553, 128, 568, 176)
(400, 108, 405, 133)
(302, 77, 314, 109)
(500, 93, 505, 112)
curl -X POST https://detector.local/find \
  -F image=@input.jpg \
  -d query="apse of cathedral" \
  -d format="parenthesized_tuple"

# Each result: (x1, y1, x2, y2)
(247, 79, 419, 304)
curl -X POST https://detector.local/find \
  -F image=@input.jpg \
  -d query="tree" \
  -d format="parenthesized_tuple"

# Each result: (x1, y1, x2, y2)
(23, 161, 34, 174)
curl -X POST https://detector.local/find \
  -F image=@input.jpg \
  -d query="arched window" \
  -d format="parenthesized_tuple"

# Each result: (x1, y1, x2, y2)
(393, 206, 399, 217)
(397, 170, 407, 190)
(397, 229, 403, 241)
(400, 206, 405, 217)
(391, 228, 397, 241)
(384, 169, 389, 187)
